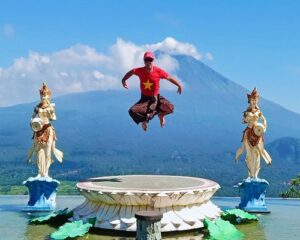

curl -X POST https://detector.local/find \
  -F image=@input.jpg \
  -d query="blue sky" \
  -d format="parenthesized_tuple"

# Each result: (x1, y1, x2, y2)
(0, 1, 300, 112)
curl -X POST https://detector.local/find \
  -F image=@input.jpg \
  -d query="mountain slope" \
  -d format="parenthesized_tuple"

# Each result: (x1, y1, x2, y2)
(0, 55, 300, 196)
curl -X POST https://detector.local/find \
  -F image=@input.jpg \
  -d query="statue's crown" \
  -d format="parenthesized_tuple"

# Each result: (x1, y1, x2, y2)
(247, 87, 259, 101)
(39, 83, 52, 97)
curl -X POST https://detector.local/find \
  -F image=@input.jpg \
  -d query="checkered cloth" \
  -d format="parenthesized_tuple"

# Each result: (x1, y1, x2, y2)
(129, 94, 174, 124)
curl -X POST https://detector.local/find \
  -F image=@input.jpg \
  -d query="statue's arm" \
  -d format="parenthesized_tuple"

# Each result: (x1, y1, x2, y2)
(31, 106, 38, 119)
(48, 103, 57, 121)
(260, 112, 267, 130)
(242, 111, 249, 124)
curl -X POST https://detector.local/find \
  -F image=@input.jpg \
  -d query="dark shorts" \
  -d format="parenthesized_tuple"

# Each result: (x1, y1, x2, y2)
(129, 94, 174, 124)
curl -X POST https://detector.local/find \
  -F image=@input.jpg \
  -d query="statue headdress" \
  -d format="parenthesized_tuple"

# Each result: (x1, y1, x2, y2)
(247, 87, 259, 103)
(39, 83, 52, 97)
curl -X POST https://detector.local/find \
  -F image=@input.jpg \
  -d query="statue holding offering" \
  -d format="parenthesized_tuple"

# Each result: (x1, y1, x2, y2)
(27, 83, 63, 177)
(235, 87, 272, 179)
(235, 88, 272, 213)
(24, 83, 63, 211)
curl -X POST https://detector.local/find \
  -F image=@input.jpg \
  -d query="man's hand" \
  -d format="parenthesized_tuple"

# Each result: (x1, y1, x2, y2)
(122, 80, 129, 89)
(165, 76, 182, 95)
(177, 85, 182, 94)
(121, 70, 133, 89)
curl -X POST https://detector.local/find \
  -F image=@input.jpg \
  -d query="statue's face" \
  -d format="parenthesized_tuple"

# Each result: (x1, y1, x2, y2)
(250, 98, 258, 107)
(40, 95, 50, 104)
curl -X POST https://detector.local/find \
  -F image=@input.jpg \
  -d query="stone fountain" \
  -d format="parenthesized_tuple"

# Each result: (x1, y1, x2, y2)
(72, 175, 221, 232)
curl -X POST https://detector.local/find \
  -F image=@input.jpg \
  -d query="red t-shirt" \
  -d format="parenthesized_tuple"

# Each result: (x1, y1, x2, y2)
(132, 66, 169, 96)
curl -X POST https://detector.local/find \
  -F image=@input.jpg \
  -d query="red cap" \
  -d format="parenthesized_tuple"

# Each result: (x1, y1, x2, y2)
(143, 51, 155, 60)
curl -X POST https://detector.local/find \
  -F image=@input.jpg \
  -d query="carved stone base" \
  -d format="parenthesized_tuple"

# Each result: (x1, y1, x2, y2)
(237, 178, 270, 213)
(72, 198, 221, 232)
(23, 176, 60, 212)
(72, 175, 222, 232)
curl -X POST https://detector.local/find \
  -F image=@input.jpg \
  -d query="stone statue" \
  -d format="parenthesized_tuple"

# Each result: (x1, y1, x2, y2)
(235, 88, 272, 178)
(27, 83, 63, 177)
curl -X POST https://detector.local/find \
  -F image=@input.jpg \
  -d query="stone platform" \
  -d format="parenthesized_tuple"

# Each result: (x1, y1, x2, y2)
(72, 175, 221, 232)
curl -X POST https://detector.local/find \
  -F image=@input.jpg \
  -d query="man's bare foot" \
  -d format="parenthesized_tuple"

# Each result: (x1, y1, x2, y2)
(158, 114, 165, 127)
(142, 121, 147, 131)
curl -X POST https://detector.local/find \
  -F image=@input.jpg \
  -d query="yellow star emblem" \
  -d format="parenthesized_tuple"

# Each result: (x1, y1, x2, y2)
(143, 79, 153, 90)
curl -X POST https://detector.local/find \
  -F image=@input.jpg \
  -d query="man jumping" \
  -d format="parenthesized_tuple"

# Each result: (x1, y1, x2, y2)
(121, 51, 182, 131)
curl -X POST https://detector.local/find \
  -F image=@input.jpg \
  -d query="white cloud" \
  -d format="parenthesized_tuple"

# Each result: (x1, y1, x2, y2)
(3, 23, 15, 39)
(146, 37, 202, 60)
(93, 70, 104, 79)
(109, 38, 143, 72)
(205, 52, 214, 61)
(0, 38, 207, 106)
(156, 53, 179, 73)
(60, 72, 68, 77)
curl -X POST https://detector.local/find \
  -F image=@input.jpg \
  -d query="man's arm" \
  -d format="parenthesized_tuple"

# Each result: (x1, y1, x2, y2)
(121, 70, 134, 89)
(165, 76, 182, 94)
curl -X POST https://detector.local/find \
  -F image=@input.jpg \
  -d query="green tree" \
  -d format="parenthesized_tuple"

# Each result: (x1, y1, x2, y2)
(281, 174, 300, 198)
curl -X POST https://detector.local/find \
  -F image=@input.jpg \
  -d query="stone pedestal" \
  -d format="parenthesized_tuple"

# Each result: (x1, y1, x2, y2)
(23, 176, 60, 212)
(236, 178, 270, 213)
(135, 211, 163, 240)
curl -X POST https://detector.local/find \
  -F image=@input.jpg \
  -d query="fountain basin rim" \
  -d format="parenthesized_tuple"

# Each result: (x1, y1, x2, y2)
(76, 175, 220, 194)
